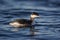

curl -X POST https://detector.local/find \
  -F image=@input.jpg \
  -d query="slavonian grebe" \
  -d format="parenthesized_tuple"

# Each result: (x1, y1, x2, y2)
(9, 12, 40, 27)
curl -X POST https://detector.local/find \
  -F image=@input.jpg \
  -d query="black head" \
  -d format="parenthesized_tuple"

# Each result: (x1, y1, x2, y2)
(31, 12, 40, 18)
(32, 12, 39, 16)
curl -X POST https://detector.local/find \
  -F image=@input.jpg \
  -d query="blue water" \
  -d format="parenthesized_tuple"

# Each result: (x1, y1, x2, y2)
(0, 0, 60, 40)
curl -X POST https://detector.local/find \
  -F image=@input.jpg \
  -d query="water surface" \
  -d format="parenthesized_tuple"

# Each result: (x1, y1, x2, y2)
(0, 0, 60, 40)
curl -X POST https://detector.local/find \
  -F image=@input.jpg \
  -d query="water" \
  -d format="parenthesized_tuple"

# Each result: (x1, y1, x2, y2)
(0, 0, 60, 40)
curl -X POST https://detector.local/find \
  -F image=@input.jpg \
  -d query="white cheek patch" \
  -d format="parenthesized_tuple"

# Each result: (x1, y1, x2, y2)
(31, 15, 37, 18)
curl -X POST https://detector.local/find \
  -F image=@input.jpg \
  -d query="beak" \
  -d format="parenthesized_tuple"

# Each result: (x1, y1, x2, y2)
(36, 16, 40, 18)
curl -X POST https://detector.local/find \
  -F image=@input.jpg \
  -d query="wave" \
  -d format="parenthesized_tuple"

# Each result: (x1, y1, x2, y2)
(0, 0, 60, 11)
(0, 7, 60, 13)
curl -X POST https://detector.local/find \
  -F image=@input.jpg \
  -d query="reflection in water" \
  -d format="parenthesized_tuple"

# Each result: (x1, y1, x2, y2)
(30, 26, 35, 36)
(11, 27, 19, 32)
(10, 26, 36, 36)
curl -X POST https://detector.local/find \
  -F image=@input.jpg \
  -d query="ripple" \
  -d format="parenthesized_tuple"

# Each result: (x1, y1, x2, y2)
(0, 5, 60, 40)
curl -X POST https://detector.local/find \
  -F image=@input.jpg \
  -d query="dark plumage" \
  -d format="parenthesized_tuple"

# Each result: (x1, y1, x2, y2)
(32, 12, 39, 16)
(9, 12, 40, 27)
(11, 19, 32, 24)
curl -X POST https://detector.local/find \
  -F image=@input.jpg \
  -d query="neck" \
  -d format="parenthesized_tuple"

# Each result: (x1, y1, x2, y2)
(30, 17, 35, 23)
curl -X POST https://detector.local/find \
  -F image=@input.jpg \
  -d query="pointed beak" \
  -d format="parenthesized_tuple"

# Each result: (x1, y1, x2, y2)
(36, 16, 40, 18)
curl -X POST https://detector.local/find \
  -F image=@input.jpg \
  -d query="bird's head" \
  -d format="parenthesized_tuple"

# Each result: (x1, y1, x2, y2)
(31, 12, 40, 19)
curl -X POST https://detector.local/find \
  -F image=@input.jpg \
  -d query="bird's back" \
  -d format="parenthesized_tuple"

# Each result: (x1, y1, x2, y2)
(11, 19, 32, 24)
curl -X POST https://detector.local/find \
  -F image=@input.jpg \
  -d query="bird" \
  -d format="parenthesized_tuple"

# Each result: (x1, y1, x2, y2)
(9, 12, 40, 28)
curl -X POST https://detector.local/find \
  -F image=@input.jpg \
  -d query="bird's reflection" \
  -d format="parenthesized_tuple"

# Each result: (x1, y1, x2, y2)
(11, 27, 19, 31)
(10, 26, 37, 36)
(30, 26, 35, 36)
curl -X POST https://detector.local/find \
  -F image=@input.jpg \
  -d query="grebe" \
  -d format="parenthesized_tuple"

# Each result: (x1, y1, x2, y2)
(9, 12, 40, 27)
